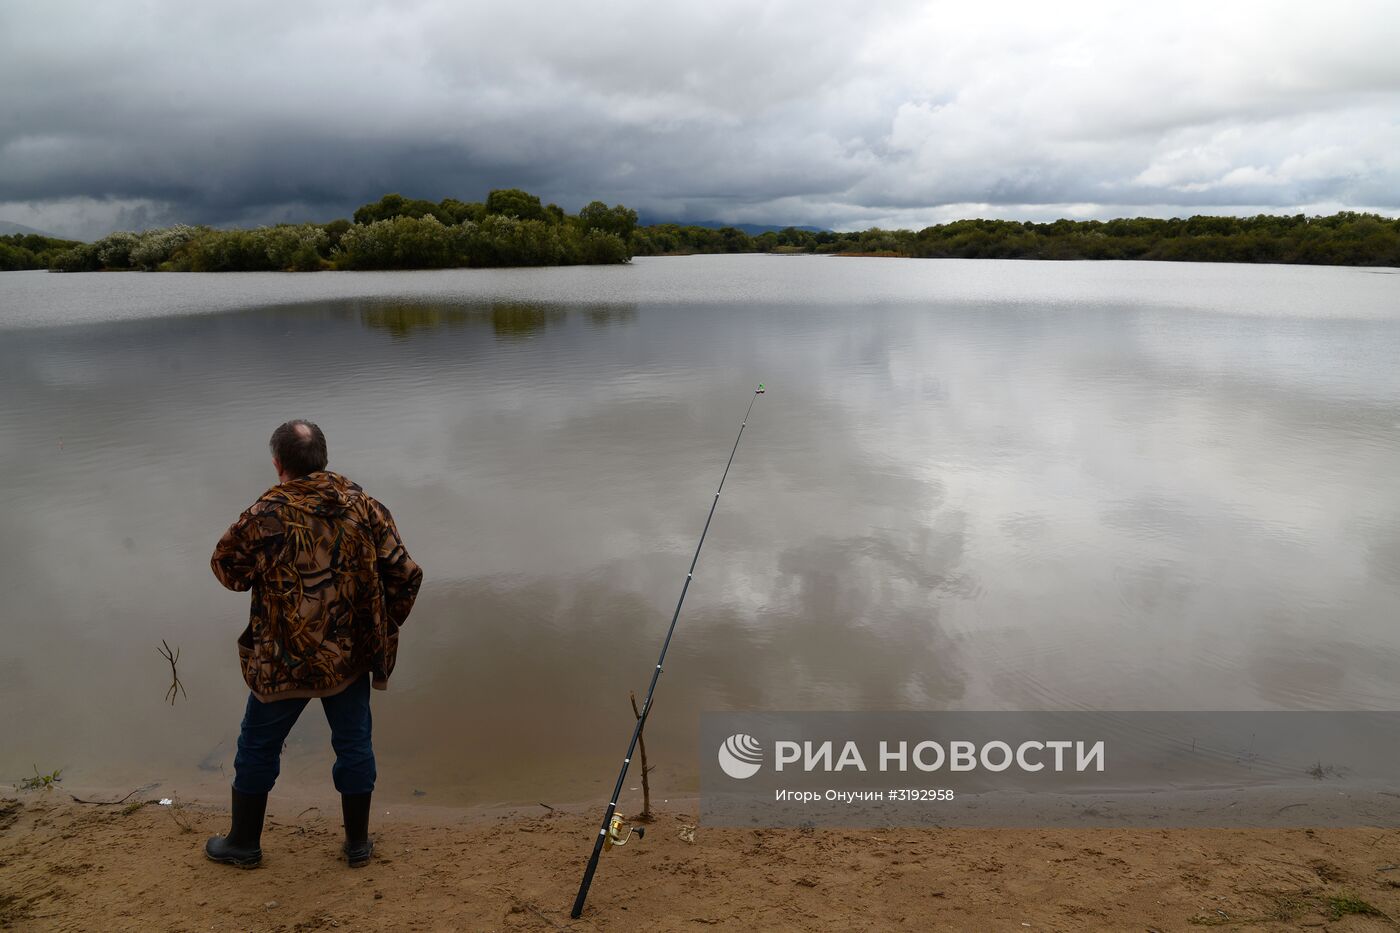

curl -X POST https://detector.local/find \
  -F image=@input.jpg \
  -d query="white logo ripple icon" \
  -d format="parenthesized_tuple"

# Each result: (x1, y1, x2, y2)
(717, 733, 764, 779)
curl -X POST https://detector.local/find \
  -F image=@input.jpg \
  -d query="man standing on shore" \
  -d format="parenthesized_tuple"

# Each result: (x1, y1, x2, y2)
(206, 420, 423, 868)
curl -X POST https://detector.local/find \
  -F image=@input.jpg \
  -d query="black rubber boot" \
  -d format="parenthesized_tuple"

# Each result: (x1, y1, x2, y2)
(341, 792, 373, 867)
(205, 788, 267, 868)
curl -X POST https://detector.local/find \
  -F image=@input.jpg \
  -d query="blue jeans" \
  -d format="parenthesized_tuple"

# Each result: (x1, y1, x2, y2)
(232, 673, 376, 796)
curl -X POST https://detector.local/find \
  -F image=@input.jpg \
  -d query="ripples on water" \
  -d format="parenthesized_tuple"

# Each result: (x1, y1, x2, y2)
(1, 256, 1398, 803)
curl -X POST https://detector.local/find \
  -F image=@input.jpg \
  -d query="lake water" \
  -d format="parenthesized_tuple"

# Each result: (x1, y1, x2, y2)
(2, 256, 1398, 807)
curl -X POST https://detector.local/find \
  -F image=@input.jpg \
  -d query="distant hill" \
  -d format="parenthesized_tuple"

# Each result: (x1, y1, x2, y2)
(640, 218, 828, 236)
(0, 219, 58, 237)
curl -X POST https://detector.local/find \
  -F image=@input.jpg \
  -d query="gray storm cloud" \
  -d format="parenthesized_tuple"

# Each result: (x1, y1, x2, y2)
(1, 0, 1397, 239)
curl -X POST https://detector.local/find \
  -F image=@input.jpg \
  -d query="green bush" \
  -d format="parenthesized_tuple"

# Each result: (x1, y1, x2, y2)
(484, 188, 547, 222)
(333, 215, 457, 269)
(96, 231, 142, 268)
(181, 229, 277, 271)
(456, 216, 567, 266)
(579, 201, 639, 239)
(0, 241, 36, 271)
(130, 225, 200, 270)
(49, 243, 102, 272)
(577, 230, 630, 264)
(262, 224, 329, 271)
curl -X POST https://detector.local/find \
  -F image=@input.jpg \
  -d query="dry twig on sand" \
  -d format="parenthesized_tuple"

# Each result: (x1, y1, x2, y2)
(70, 790, 138, 806)
(630, 691, 654, 822)
(70, 782, 159, 806)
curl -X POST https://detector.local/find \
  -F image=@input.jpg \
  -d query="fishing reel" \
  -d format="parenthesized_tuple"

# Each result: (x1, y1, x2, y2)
(604, 813, 645, 851)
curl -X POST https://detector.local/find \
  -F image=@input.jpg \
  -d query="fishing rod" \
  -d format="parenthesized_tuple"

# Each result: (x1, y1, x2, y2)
(570, 384, 765, 920)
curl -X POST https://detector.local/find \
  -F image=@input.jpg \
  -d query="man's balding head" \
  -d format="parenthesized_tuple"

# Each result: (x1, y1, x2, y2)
(269, 419, 328, 480)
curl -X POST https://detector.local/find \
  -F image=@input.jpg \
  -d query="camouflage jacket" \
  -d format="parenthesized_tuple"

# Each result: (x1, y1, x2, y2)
(211, 471, 423, 701)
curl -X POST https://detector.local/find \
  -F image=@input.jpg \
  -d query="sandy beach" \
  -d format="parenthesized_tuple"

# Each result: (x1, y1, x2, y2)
(4, 790, 1400, 931)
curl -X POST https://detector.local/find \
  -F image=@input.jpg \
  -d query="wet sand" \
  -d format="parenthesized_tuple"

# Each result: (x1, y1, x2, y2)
(4, 793, 1400, 931)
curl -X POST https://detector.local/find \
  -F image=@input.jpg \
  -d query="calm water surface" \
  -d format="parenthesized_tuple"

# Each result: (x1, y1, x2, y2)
(1, 256, 1398, 806)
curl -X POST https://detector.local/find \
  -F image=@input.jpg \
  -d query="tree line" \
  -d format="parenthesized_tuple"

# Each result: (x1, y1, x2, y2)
(634, 212, 1400, 266)
(40, 190, 637, 272)
(0, 233, 86, 271)
(11, 197, 1398, 273)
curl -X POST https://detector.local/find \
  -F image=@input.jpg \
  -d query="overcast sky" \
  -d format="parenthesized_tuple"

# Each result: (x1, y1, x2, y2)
(2, 0, 1397, 239)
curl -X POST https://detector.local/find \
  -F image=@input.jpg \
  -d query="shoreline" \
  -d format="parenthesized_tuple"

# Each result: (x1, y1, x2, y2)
(45, 771, 1400, 831)
(6, 791, 1400, 930)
